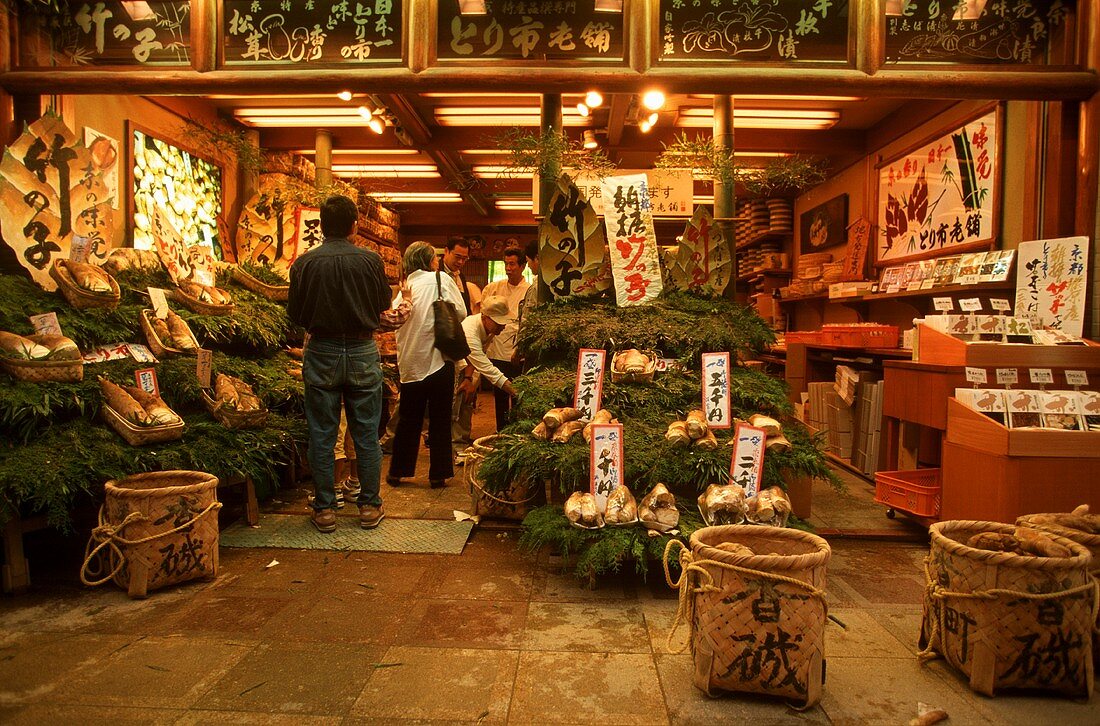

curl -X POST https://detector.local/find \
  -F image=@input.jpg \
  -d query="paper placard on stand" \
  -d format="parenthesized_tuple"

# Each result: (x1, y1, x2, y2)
(128, 343, 157, 363)
(81, 343, 132, 365)
(730, 424, 766, 496)
(134, 367, 159, 396)
(573, 348, 606, 419)
(701, 352, 731, 429)
(196, 349, 213, 389)
(589, 423, 624, 513)
(933, 297, 954, 312)
(1065, 370, 1089, 387)
(68, 234, 93, 264)
(600, 173, 664, 307)
(990, 298, 1012, 312)
(959, 298, 983, 312)
(29, 312, 62, 337)
(148, 287, 169, 318)
(965, 367, 988, 384)
(996, 368, 1018, 386)
(1014, 236, 1089, 337)
(193, 268, 215, 287)
(1030, 368, 1054, 385)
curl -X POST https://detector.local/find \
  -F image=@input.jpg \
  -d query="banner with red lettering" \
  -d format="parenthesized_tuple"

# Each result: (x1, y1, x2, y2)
(600, 173, 663, 306)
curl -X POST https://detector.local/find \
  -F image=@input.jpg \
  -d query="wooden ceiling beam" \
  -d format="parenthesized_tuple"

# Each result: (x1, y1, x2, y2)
(605, 93, 630, 147)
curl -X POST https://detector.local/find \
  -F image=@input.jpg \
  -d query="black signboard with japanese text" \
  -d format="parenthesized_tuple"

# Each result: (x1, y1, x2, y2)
(222, 0, 404, 65)
(884, 0, 1076, 65)
(658, 0, 849, 63)
(17, 1, 191, 67)
(437, 0, 625, 62)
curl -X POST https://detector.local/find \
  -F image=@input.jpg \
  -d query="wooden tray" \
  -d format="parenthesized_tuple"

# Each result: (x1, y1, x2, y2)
(140, 309, 198, 357)
(200, 388, 268, 430)
(946, 398, 1100, 458)
(917, 324, 1100, 368)
(102, 404, 184, 446)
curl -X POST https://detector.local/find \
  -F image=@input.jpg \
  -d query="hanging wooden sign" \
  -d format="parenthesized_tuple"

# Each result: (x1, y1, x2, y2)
(672, 206, 732, 294)
(600, 173, 663, 307)
(438, 2, 625, 61)
(842, 217, 873, 281)
(539, 174, 612, 300)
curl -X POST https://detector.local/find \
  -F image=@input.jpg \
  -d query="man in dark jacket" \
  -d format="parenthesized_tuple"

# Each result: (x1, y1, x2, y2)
(289, 195, 392, 533)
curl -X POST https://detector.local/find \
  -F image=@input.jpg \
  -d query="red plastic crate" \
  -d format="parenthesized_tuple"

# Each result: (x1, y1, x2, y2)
(820, 324, 899, 348)
(874, 468, 942, 518)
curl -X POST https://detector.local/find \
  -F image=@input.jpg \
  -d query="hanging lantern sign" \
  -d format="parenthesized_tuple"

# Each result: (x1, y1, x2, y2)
(600, 173, 663, 306)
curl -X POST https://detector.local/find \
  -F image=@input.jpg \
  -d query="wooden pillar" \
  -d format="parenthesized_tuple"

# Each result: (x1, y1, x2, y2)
(1078, 0, 1100, 339)
(713, 94, 735, 297)
(538, 94, 562, 218)
(315, 128, 333, 189)
(854, 0, 882, 76)
(190, 0, 216, 73)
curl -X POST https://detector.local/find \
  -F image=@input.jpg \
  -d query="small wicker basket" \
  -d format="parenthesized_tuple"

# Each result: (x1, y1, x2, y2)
(463, 435, 541, 520)
(200, 387, 268, 430)
(49, 259, 120, 310)
(610, 349, 658, 383)
(231, 266, 289, 302)
(102, 403, 184, 446)
(169, 286, 234, 316)
(0, 353, 84, 383)
(140, 309, 198, 357)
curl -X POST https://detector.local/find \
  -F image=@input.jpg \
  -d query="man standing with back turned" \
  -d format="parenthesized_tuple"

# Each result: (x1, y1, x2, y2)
(289, 195, 392, 533)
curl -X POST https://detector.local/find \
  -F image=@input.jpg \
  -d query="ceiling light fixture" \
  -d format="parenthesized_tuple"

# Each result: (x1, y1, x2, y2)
(367, 116, 386, 134)
(593, 0, 623, 12)
(639, 120, 653, 133)
(457, 0, 488, 15)
(357, 105, 373, 119)
(583, 130, 599, 149)
(642, 90, 665, 111)
(585, 91, 603, 108)
(337, 90, 353, 101)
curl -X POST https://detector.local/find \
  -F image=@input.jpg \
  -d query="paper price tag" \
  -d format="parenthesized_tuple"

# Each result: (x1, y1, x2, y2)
(932, 297, 954, 312)
(127, 343, 157, 363)
(701, 352, 731, 429)
(589, 423, 624, 513)
(965, 367, 988, 384)
(28, 312, 62, 337)
(134, 367, 160, 396)
(148, 287, 169, 319)
(990, 298, 1012, 312)
(573, 349, 606, 419)
(68, 234, 92, 264)
(959, 298, 983, 312)
(730, 424, 767, 497)
(196, 349, 213, 388)
(1065, 370, 1089, 387)
(1029, 368, 1054, 385)
(194, 269, 215, 287)
(996, 368, 1018, 385)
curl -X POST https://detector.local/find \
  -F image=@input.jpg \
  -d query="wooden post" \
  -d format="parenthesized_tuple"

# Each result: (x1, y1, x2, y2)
(1077, 0, 1100, 339)
(538, 93, 562, 218)
(190, 0, 216, 73)
(315, 128, 333, 189)
(854, 0, 882, 76)
(713, 94, 736, 298)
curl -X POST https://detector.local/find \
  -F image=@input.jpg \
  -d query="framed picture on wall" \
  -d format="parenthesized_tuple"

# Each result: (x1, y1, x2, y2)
(799, 194, 848, 255)
(875, 105, 1001, 266)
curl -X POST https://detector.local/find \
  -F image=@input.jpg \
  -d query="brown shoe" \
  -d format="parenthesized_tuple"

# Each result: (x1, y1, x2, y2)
(359, 504, 385, 529)
(311, 508, 337, 533)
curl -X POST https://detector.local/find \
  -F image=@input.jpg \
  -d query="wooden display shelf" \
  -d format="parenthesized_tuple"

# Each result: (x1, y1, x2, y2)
(735, 230, 791, 251)
(778, 292, 829, 304)
(946, 398, 1100, 458)
(916, 324, 1100, 368)
(866, 280, 1014, 303)
(737, 268, 792, 283)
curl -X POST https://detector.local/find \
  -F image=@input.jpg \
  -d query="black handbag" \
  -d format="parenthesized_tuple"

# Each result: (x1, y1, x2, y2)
(433, 270, 470, 361)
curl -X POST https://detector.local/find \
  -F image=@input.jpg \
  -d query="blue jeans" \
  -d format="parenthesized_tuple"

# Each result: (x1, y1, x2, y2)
(303, 337, 383, 511)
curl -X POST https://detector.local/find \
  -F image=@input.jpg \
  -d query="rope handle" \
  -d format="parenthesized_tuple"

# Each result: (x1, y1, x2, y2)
(80, 501, 222, 587)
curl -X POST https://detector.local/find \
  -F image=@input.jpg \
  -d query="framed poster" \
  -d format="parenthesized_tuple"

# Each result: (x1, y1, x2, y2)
(800, 194, 847, 255)
(875, 107, 1000, 266)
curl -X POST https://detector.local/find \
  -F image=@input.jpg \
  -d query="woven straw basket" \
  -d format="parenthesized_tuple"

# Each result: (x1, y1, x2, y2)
(231, 266, 289, 301)
(665, 525, 831, 707)
(201, 387, 268, 430)
(1016, 513, 1100, 665)
(0, 351, 83, 383)
(169, 286, 234, 316)
(919, 520, 1096, 698)
(140, 309, 198, 357)
(463, 435, 541, 520)
(80, 471, 221, 598)
(102, 404, 184, 446)
(49, 259, 120, 309)
(610, 349, 658, 383)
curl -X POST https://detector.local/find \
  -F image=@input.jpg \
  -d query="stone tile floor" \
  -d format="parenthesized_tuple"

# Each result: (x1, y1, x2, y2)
(1, 396, 1097, 723)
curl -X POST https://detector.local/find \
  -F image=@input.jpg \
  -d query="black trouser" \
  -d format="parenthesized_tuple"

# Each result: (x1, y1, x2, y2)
(388, 362, 454, 482)
(489, 359, 521, 431)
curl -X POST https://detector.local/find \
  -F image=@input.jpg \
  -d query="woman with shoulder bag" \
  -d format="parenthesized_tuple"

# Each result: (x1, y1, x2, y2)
(387, 241, 468, 488)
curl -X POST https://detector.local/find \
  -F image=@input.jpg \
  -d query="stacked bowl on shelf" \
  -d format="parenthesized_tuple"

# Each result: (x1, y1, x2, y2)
(766, 199, 793, 233)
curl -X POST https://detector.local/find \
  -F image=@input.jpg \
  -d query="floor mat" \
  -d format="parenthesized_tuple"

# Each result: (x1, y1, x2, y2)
(220, 514, 473, 554)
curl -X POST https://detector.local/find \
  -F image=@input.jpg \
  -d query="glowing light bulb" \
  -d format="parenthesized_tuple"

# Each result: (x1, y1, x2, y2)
(368, 117, 385, 134)
(642, 90, 665, 111)
(585, 91, 603, 108)
(337, 91, 353, 101)
(647, 111, 659, 125)
(576, 102, 590, 117)
(639, 120, 653, 133)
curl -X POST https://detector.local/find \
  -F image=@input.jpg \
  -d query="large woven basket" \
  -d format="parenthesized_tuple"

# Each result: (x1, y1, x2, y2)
(1016, 513, 1100, 665)
(49, 259, 120, 309)
(919, 520, 1096, 698)
(0, 349, 83, 383)
(201, 387, 268, 430)
(463, 435, 541, 520)
(610, 349, 658, 383)
(665, 525, 831, 707)
(140, 309, 198, 357)
(169, 286, 234, 316)
(81, 471, 221, 598)
(231, 266, 289, 301)
(102, 404, 184, 446)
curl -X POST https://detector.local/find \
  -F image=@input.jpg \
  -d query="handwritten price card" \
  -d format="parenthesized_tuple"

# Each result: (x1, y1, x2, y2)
(702, 352, 731, 429)
(573, 348, 606, 419)
(730, 423, 767, 496)
(590, 423, 624, 512)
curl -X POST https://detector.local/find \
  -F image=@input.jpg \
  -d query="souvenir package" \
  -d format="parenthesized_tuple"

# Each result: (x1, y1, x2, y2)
(976, 250, 1000, 282)
(1004, 316, 1033, 342)
(917, 259, 938, 290)
(898, 262, 919, 290)
(974, 315, 1006, 340)
(954, 252, 985, 285)
(603, 485, 638, 525)
(1004, 389, 1043, 429)
(955, 388, 1007, 425)
(1038, 391, 1085, 431)
(638, 482, 679, 532)
(879, 266, 902, 292)
(1077, 391, 1100, 431)
(931, 255, 962, 286)
(985, 250, 1015, 282)
(697, 483, 747, 525)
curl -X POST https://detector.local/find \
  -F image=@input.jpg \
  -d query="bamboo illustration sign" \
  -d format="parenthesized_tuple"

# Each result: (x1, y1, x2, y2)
(876, 109, 999, 265)
(539, 175, 612, 300)
(236, 175, 316, 276)
(670, 206, 731, 293)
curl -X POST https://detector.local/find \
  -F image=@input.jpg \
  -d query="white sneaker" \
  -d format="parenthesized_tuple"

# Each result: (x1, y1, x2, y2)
(308, 489, 345, 509)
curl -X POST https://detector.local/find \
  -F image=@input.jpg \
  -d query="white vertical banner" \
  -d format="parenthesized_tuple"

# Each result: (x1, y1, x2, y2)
(702, 352, 732, 429)
(590, 423, 624, 512)
(573, 348, 606, 419)
(730, 423, 767, 496)
(600, 173, 664, 307)
(1014, 236, 1089, 337)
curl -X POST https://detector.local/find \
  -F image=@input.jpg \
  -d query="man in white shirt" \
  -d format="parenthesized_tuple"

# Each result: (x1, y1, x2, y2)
(480, 245, 530, 430)
(439, 236, 483, 464)
(457, 295, 518, 411)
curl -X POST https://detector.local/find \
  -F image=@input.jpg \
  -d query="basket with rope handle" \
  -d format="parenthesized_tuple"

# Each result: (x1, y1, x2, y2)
(918, 520, 1096, 698)
(80, 471, 222, 599)
(463, 435, 542, 520)
(663, 524, 831, 708)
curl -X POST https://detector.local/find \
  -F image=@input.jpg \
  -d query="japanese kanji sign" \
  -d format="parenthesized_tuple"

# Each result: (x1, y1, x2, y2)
(236, 174, 318, 276)
(1014, 236, 1089, 338)
(600, 173, 664, 307)
(135, 367, 160, 396)
(702, 352, 732, 429)
(539, 174, 612, 300)
(29, 312, 62, 337)
(730, 423, 766, 496)
(842, 217, 872, 281)
(295, 206, 323, 254)
(0, 113, 114, 291)
(224, 0, 403, 64)
(81, 343, 133, 365)
(573, 348, 606, 419)
(670, 206, 732, 294)
(877, 109, 998, 265)
(533, 168, 693, 218)
(590, 423, 624, 512)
